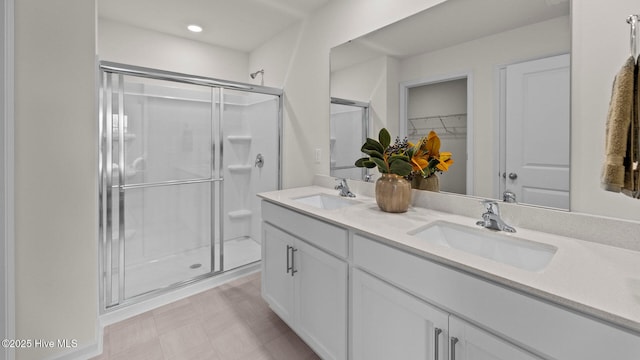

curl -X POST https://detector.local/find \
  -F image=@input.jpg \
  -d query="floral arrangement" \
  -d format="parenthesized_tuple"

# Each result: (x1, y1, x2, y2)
(355, 128, 453, 179)
(405, 130, 454, 179)
(354, 128, 413, 176)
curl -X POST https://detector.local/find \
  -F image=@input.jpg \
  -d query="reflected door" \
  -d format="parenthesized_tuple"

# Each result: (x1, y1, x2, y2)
(504, 54, 570, 209)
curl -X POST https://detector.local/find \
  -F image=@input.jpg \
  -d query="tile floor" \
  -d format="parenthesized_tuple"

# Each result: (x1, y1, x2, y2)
(92, 272, 320, 360)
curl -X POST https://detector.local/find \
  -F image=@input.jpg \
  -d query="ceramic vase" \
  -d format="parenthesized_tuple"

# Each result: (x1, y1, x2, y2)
(411, 174, 439, 192)
(375, 173, 412, 213)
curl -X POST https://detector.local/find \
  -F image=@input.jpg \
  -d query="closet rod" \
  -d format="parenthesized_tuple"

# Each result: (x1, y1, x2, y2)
(408, 113, 467, 121)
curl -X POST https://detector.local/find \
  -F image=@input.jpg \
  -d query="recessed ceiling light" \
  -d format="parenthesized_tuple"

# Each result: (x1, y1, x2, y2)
(187, 25, 203, 33)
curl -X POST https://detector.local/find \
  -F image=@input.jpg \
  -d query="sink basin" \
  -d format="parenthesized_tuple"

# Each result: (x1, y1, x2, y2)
(293, 193, 360, 210)
(409, 222, 557, 271)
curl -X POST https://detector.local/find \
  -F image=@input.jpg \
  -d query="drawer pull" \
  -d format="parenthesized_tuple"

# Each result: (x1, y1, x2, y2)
(450, 337, 459, 360)
(434, 327, 442, 360)
(286, 245, 293, 274)
(291, 247, 298, 276)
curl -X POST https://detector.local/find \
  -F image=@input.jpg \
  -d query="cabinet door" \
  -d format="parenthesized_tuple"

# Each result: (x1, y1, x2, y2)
(261, 223, 295, 324)
(449, 316, 543, 360)
(294, 239, 348, 360)
(352, 269, 449, 360)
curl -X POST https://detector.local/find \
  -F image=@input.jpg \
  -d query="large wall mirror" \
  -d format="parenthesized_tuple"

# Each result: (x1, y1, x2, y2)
(330, 0, 571, 210)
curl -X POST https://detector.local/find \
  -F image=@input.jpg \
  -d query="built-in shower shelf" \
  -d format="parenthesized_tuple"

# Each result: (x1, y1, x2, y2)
(227, 135, 252, 143)
(228, 165, 252, 173)
(228, 210, 252, 219)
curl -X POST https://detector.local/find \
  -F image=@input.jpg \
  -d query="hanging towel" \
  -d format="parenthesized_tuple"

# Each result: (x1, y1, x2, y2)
(622, 57, 640, 197)
(601, 56, 637, 193)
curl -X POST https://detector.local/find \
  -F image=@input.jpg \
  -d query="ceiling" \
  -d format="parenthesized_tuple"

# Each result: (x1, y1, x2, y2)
(98, 0, 330, 53)
(331, 0, 570, 71)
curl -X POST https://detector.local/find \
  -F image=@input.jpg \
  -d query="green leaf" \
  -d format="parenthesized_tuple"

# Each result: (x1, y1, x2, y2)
(428, 158, 441, 168)
(378, 128, 391, 149)
(355, 158, 378, 169)
(355, 157, 369, 167)
(389, 159, 412, 176)
(362, 138, 384, 154)
(405, 146, 416, 158)
(362, 149, 384, 159)
(371, 157, 388, 173)
(388, 154, 410, 163)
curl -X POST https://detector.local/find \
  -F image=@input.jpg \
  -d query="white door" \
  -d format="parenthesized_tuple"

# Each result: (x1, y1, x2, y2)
(295, 239, 348, 360)
(261, 223, 295, 325)
(351, 269, 449, 360)
(449, 316, 543, 360)
(504, 54, 570, 209)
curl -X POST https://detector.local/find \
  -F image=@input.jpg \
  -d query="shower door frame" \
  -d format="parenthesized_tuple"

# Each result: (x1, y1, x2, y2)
(98, 61, 283, 311)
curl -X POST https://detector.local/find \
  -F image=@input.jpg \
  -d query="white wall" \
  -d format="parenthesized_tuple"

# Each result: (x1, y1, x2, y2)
(250, 0, 447, 188)
(572, 0, 640, 221)
(331, 55, 395, 136)
(14, 0, 97, 359)
(99, 19, 249, 82)
(1, 0, 10, 355)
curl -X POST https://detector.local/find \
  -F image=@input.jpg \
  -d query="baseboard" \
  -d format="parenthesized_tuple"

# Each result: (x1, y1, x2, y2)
(44, 323, 103, 360)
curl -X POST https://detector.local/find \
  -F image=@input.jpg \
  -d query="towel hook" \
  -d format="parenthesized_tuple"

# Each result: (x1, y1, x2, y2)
(626, 14, 638, 58)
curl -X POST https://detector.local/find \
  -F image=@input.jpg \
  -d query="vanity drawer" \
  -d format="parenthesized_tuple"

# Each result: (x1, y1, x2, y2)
(262, 201, 348, 258)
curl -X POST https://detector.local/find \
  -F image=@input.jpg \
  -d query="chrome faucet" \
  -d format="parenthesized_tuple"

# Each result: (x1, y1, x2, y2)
(503, 190, 516, 203)
(476, 200, 516, 233)
(335, 178, 356, 197)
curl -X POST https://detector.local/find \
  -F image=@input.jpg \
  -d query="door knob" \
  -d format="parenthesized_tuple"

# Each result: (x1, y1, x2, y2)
(508, 172, 518, 180)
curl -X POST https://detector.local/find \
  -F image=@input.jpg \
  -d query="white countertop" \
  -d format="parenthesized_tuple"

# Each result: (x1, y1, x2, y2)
(259, 185, 640, 334)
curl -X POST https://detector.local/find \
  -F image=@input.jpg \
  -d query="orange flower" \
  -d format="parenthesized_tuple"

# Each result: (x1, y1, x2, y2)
(408, 141, 429, 172)
(436, 152, 454, 171)
(423, 131, 440, 159)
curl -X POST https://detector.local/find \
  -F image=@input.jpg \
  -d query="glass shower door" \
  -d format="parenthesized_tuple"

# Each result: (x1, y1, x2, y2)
(101, 73, 221, 307)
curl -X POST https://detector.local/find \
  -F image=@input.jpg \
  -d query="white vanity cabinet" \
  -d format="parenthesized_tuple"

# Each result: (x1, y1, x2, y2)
(261, 202, 348, 360)
(352, 233, 640, 360)
(352, 268, 449, 360)
(448, 316, 543, 360)
(352, 268, 541, 360)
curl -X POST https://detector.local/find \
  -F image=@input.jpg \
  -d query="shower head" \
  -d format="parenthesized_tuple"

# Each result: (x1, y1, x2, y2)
(250, 69, 264, 79)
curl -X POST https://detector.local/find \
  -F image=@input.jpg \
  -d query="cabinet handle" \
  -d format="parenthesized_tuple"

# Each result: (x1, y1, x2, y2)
(291, 247, 298, 276)
(286, 245, 293, 274)
(434, 328, 442, 360)
(450, 337, 459, 360)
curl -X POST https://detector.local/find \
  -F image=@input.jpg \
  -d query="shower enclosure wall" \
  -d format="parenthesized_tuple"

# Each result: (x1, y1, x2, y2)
(330, 98, 369, 181)
(98, 62, 281, 310)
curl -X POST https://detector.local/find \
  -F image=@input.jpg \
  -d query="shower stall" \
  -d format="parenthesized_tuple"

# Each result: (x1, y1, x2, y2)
(98, 62, 281, 310)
